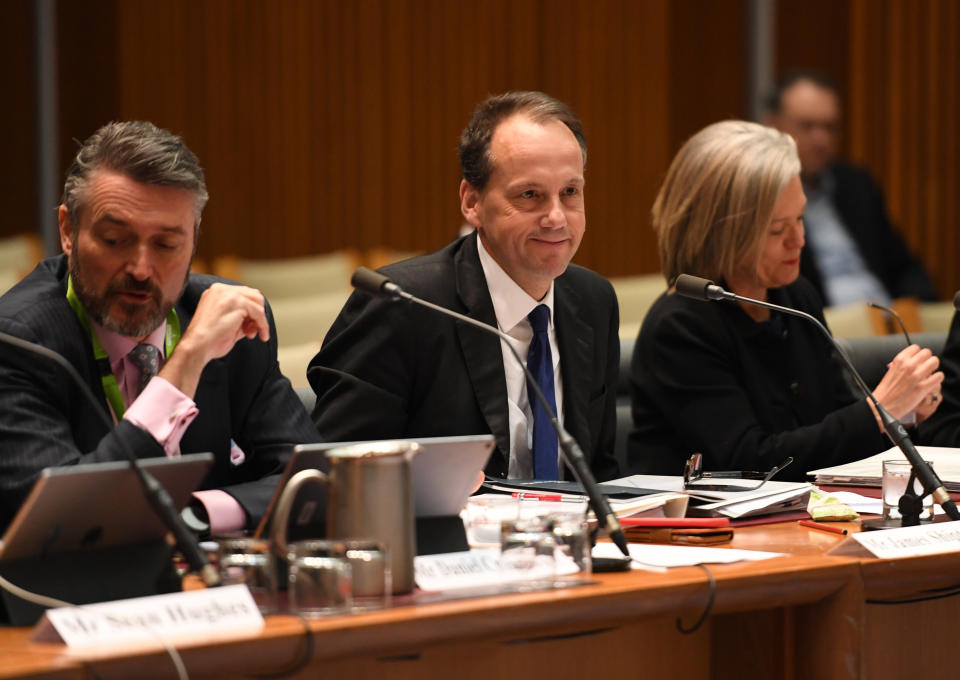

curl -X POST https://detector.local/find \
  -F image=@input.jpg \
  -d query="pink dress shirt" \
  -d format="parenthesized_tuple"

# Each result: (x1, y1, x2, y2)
(93, 321, 247, 533)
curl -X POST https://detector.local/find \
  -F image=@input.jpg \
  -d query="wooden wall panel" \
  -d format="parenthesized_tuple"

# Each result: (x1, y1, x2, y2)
(2, 1, 37, 238)
(847, 0, 960, 299)
(93, 0, 744, 278)
(6, 0, 957, 292)
(778, 0, 960, 300)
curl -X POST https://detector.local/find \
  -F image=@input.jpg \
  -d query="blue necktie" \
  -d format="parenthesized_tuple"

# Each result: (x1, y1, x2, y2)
(526, 304, 559, 480)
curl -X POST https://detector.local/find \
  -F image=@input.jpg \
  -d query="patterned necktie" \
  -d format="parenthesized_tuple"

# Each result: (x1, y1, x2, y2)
(526, 304, 559, 480)
(128, 343, 160, 396)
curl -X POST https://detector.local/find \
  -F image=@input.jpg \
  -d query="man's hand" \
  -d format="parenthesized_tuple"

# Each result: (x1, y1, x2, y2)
(159, 284, 270, 398)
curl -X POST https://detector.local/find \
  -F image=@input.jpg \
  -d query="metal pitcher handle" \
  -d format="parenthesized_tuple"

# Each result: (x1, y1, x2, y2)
(270, 468, 328, 556)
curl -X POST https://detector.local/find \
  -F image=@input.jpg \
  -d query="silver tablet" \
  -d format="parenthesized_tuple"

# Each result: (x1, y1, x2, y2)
(0, 453, 213, 561)
(257, 435, 495, 535)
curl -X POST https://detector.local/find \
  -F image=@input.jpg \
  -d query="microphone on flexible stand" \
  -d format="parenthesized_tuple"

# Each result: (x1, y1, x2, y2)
(0, 330, 219, 586)
(674, 273, 960, 525)
(351, 267, 630, 557)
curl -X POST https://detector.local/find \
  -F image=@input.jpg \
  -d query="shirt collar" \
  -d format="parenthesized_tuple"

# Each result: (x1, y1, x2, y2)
(476, 235, 555, 332)
(93, 321, 167, 373)
(803, 166, 836, 200)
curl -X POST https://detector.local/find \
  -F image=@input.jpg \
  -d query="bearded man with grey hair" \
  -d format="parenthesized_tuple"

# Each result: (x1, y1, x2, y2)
(0, 121, 320, 534)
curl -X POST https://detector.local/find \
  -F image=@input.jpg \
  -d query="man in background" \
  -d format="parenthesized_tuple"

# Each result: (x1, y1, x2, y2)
(0, 121, 319, 533)
(309, 91, 620, 482)
(767, 70, 937, 306)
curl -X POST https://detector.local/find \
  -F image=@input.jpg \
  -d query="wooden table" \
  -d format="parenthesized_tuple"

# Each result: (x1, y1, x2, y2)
(0, 519, 950, 680)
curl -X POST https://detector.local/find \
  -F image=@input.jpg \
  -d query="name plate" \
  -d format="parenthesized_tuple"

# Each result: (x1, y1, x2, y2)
(415, 549, 579, 592)
(853, 522, 960, 559)
(31, 584, 263, 648)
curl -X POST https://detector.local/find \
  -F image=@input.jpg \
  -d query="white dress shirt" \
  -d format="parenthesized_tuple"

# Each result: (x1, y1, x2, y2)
(476, 237, 564, 478)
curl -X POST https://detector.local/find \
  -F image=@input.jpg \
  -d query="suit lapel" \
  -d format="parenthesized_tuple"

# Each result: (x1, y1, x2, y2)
(554, 274, 594, 478)
(454, 234, 511, 472)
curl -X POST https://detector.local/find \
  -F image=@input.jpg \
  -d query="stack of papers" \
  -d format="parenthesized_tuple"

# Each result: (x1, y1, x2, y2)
(808, 446, 960, 489)
(480, 481, 689, 518)
(610, 475, 812, 519)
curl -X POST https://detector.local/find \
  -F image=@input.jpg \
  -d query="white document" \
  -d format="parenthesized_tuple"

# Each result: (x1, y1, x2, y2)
(612, 474, 812, 519)
(809, 446, 960, 489)
(851, 522, 960, 559)
(592, 541, 784, 568)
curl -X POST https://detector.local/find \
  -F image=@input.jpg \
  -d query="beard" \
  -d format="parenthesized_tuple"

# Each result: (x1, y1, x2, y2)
(69, 249, 187, 339)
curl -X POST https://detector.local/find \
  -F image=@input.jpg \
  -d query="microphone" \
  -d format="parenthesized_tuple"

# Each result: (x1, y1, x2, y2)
(674, 274, 960, 523)
(0, 330, 219, 586)
(351, 267, 630, 557)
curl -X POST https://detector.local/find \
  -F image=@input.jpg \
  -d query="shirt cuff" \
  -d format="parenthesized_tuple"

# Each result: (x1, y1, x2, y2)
(192, 490, 248, 534)
(123, 376, 199, 457)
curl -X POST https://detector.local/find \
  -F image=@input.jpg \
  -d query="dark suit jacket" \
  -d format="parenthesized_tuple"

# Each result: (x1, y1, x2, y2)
(0, 255, 321, 532)
(800, 162, 938, 302)
(308, 232, 620, 482)
(920, 310, 960, 446)
(628, 277, 889, 480)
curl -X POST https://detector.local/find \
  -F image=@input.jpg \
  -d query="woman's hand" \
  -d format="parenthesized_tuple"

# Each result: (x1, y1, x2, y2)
(871, 344, 944, 426)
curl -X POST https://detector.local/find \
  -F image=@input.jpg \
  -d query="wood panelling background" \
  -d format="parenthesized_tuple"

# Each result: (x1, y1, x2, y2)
(847, 0, 960, 300)
(3, 0, 957, 296)
(777, 0, 960, 299)
(6, 0, 746, 281)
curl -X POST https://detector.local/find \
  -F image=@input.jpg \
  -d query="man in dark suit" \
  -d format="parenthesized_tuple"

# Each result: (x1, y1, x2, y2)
(0, 121, 319, 533)
(309, 91, 620, 482)
(766, 71, 937, 305)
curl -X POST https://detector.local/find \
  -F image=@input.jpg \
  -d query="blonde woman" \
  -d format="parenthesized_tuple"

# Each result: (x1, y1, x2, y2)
(628, 120, 942, 479)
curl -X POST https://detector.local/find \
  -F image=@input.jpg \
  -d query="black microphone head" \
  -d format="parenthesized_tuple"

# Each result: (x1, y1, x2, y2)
(351, 267, 392, 296)
(954, 289, 960, 311)
(674, 274, 716, 301)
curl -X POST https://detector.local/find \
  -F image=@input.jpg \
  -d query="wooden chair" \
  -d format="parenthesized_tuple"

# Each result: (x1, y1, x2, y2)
(213, 250, 360, 300)
(0, 234, 43, 278)
(823, 303, 889, 338)
(365, 247, 423, 270)
(610, 274, 667, 330)
(276, 341, 322, 389)
(269, 291, 351, 347)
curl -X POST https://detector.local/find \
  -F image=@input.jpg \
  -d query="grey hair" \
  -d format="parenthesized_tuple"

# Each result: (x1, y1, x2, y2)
(62, 121, 208, 225)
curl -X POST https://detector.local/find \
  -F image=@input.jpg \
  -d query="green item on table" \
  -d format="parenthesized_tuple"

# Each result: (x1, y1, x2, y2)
(807, 488, 859, 521)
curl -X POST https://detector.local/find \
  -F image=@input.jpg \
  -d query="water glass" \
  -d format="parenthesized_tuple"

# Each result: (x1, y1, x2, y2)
(463, 495, 520, 547)
(217, 538, 278, 614)
(287, 540, 353, 616)
(343, 540, 391, 611)
(500, 515, 556, 588)
(549, 511, 592, 583)
(882, 459, 935, 521)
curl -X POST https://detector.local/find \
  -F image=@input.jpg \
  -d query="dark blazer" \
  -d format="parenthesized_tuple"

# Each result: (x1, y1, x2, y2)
(0, 255, 321, 532)
(920, 310, 960, 446)
(308, 231, 620, 482)
(800, 162, 938, 302)
(627, 277, 889, 480)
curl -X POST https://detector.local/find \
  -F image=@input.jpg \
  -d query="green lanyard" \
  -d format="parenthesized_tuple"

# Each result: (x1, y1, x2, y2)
(66, 275, 181, 420)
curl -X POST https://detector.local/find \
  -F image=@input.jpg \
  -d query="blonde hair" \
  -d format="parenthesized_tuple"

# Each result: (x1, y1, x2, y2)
(652, 120, 800, 285)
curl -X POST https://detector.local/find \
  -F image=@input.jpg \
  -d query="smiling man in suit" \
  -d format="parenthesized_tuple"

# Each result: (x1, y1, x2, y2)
(309, 91, 620, 482)
(0, 121, 319, 533)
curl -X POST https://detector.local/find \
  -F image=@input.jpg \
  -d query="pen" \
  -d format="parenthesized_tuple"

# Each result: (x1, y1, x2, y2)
(512, 492, 564, 501)
(799, 519, 848, 536)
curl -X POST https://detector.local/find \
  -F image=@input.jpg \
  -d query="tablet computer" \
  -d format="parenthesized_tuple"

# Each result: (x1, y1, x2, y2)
(0, 453, 214, 562)
(256, 435, 495, 536)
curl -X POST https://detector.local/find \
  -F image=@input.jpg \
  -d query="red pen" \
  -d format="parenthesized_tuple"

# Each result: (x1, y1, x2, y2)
(799, 519, 848, 536)
(511, 492, 564, 501)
